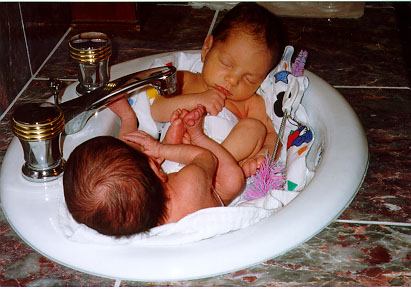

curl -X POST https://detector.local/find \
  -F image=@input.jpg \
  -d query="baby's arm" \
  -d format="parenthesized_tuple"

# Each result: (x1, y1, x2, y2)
(123, 130, 217, 187)
(107, 97, 141, 150)
(123, 130, 212, 165)
(151, 71, 226, 122)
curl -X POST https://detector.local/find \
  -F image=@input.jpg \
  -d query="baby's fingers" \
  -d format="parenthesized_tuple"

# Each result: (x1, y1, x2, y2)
(207, 103, 223, 116)
(213, 90, 226, 107)
(124, 130, 147, 138)
(122, 134, 142, 144)
(256, 155, 266, 167)
(241, 158, 261, 178)
(123, 131, 150, 143)
(210, 100, 225, 116)
(242, 162, 255, 178)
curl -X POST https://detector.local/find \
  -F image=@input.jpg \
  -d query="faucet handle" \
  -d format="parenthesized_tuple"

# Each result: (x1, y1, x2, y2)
(49, 78, 62, 105)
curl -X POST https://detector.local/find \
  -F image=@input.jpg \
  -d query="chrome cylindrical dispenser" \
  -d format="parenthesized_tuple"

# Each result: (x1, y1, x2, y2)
(11, 102, 65, 182)
(69, 32, 112, 95)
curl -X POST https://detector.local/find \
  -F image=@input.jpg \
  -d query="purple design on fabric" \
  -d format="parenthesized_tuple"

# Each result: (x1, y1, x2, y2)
(292, 50, 308, 77)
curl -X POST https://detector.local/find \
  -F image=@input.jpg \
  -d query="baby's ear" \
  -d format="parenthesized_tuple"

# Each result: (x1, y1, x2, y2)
(148, 158, 167, 182)
(201, 35, 214, 62)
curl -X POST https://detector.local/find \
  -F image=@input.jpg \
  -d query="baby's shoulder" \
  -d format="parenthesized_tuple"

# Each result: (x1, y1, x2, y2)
(181, 70, 197, 77)
(247, 92, 266, 108)
(178, 70, 202, 94)
(242, 92, 267, 116)
(179, 70, 197, 84)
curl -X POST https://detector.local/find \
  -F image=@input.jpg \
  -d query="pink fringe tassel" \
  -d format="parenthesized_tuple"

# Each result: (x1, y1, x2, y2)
(243, 155, 285, 201)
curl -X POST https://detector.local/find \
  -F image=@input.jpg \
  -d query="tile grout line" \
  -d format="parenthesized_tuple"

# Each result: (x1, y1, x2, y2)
(335, 219, 411, 227)
(207, 9, 219, 37)
(31, 27, 72, 79)
(0, 27, 72, 122)
(34, 77, 77, 82)
(0, 74, 34, 121)
(334, 85, 410, 90)
(18, 3, 33, 77)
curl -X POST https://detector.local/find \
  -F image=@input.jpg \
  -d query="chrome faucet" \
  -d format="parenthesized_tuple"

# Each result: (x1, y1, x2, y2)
(11, 66, 177, 182)
(58, 65, 177, 134)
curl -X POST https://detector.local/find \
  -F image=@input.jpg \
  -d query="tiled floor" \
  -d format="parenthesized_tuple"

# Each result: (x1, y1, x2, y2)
(0, 2, 410, 286)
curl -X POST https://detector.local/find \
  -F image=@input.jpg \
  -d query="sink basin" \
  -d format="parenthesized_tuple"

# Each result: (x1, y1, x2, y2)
(0, 50, 368, 281)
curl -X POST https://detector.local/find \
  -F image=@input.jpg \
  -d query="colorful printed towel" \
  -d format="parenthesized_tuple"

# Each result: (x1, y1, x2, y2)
(259, 46, 314, 192)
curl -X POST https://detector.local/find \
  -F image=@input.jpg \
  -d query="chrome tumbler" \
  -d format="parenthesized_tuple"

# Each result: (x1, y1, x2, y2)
(11, 102, 65, 182)
(68, 32, 112, 95)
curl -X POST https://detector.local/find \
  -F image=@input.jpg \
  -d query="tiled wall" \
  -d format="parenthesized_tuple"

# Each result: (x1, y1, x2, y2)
(0, 2, 70, 118)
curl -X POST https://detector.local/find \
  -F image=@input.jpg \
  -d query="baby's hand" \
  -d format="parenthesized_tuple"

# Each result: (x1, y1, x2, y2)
(123, 131, 162, 160)
(197, 89, 226, 116)
(240, 155, 266, 178)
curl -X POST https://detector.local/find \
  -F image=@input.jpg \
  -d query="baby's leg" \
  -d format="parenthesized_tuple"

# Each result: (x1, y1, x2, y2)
(162, 109, 187, 145)
(221, 118, 266, 162)
(184, 105, 244, 205)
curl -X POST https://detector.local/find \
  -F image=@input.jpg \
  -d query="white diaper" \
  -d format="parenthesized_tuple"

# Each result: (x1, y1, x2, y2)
(203, 108, 238, 144)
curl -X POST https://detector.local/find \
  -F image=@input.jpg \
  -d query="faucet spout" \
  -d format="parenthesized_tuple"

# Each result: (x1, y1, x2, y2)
(59, 66, 177, 134)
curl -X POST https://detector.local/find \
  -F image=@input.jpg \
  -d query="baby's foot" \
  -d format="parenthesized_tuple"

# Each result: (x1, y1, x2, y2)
(163, 109, 186, 144)
(183, 105, 206, 141)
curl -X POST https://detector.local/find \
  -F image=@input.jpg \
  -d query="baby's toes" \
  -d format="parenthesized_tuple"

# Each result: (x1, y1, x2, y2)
(170, 109, 181, 122)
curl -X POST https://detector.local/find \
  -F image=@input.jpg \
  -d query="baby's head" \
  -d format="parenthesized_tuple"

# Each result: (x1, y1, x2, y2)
(211, 2, 285, 68)
(201, 3, 285, 101)
(63, 136, 168, 237)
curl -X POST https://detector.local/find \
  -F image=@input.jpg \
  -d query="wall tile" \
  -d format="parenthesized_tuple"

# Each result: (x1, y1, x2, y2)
(0, 3, 71, 117)
(20, 2, 71, 75)
(0, 3, 31, 116)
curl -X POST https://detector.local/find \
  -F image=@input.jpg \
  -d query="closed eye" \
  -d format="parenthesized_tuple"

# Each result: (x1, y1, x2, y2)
(245, 77, 257, 85)
(219, 58, 232, 68)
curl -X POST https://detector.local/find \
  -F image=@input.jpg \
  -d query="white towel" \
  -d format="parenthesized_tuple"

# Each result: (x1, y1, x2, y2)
(58, 188, 298, 246)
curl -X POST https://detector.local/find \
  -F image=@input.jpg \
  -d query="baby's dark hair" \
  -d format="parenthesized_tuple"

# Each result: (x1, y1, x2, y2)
(63, 136, 167, 237)
(212, 2, 285, 68)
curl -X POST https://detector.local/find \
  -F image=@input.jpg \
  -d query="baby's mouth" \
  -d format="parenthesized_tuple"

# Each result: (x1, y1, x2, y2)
(215, 85, 232, 97)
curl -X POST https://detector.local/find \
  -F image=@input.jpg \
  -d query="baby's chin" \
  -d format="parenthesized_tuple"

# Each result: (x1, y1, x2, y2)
(228, 92, 256, 102)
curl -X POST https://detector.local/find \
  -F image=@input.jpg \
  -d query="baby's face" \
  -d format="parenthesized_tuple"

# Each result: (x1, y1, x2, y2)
(201, 31, 273, 102)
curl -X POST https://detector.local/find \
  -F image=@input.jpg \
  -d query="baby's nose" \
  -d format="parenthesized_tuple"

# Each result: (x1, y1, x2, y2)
(225, 73, 240, 87)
